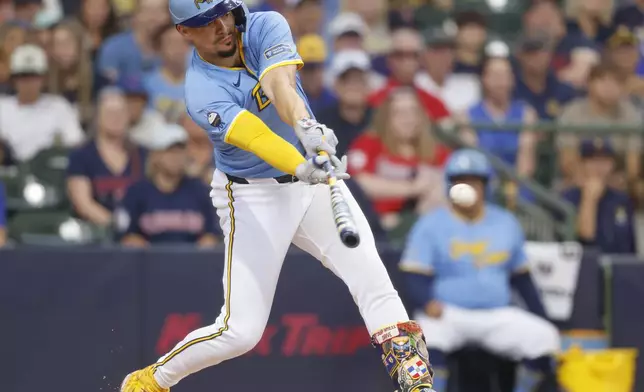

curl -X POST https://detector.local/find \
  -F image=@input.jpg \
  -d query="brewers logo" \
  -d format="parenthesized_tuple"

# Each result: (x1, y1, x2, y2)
(194, 0, 213, 9)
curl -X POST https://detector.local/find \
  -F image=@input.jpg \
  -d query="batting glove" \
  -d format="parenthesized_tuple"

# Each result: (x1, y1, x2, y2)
(295, 118, 339, 157)
(295, 155, 350, 184)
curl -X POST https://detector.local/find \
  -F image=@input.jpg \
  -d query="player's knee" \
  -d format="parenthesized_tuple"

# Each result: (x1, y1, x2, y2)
(228, 322, 266, 354)
(532, 320, 561, 354)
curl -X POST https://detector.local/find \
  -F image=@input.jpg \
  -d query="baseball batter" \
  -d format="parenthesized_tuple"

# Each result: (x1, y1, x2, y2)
(400, 149, 560, 391)
(120, 1, 434, 391)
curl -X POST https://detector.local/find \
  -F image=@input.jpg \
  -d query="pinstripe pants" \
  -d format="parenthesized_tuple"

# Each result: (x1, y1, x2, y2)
(152, 169, 409, 388)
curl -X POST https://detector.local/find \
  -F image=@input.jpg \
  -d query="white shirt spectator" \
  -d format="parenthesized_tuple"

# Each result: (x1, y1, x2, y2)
(0, 93, 84, 161)
(415, 72, 481, 113)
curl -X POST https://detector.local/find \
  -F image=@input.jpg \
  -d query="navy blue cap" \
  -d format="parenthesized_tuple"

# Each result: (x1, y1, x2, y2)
(170, 0, 245, 28)
(117, 74, 148, 96)
(580, 138, 615, 158)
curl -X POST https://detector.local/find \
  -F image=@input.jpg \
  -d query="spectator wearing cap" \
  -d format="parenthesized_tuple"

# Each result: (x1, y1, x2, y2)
(453, 11, 488, 75)
(457, 56, 537, 182)
(368, 27, 451, 122)
(285, 0, 323, 38)
(561, 138, 636, 254)
(116, 123, 220, 247)
(143, 23, 189, 124)
(297, 34, 336, 116)
(557, 63, 642, 191)
(317, 50, 373, 157)
(329, 12, 368, 53)
(604, 25, 644, 108)
(118, 73, 168, 149)
(612, 0, 644, 78)
(66, 87, 147, 228)
(96, 0, 168, 83)
(522, 0, 599, 88)
(0, 44, 84, 162)
(513, 33, 577, 121)
(416, 27, 480, 113)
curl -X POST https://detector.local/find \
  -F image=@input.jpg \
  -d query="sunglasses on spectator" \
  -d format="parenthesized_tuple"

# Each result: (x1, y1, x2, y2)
(390, 50, 420, 59)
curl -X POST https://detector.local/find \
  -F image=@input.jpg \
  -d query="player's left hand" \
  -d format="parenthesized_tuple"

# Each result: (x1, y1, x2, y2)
(295, 118, 338, 157)
(295, 155, 349, 184)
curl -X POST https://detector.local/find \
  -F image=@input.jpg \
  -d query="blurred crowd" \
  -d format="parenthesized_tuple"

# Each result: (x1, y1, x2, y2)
(0, 0, 640, 255)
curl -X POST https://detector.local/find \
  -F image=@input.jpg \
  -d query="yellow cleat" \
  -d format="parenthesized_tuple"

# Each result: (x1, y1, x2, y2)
(120, 365, 169, 392)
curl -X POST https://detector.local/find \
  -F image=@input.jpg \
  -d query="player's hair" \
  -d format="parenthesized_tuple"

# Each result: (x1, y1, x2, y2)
(369, 87, 436, 161)
(47, 18, 95, 127)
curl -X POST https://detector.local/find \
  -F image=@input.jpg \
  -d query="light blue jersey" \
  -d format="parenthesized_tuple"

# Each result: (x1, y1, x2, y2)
(184, 11, 311, 178)
(401, 205, 528, 309)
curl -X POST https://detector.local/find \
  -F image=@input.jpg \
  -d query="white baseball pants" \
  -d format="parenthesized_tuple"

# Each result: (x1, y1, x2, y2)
(414, 305, 560, 360)
(153, 169, 409, 388)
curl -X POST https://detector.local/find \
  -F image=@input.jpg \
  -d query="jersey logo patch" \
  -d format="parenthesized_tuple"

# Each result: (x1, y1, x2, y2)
(194, 0, 213, 9)
(208, 112, 224, 129)
(264, 43, 292, 60)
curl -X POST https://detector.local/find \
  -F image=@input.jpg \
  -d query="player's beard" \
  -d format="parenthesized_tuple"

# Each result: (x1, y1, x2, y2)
(217, 37, 238, 58)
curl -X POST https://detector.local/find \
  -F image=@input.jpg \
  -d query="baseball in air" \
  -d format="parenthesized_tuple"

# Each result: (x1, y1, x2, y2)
(449, 183, 477, 207)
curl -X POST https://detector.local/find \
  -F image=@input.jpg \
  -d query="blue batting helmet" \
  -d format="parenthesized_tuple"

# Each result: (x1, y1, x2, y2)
(170, 0, 249, 30)
(444, 148, 494, 197)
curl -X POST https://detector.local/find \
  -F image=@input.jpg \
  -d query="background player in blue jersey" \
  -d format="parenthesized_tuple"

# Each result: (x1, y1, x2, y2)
(116, 123, 220, 247)
(120, 1, 435, 392)
(400, 149, 560, 392)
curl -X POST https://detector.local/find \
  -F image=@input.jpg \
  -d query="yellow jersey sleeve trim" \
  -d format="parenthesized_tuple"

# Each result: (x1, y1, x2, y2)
(224, 110, 305, 175)
(258, 59, 305, 81)
(398, 263, 434, 276)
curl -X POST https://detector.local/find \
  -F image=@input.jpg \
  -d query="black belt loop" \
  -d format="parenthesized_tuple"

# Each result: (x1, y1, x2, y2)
(225, 173, 298, 184)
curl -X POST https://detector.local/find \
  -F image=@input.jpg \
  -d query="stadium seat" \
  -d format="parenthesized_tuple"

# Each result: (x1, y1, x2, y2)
(8, 211, 111, 246)
(24, 146, 71, 209)
(447, 347, 517, 392)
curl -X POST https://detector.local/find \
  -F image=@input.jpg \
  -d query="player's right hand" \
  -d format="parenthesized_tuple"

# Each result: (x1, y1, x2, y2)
(295, 118, 338, 157)
(295, 155, 349, 184)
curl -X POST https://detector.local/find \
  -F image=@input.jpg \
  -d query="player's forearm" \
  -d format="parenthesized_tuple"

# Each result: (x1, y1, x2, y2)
(355, 174, 417, 199)
(268, 80, 310, 126)
(226, 111, 305, 175)
(0, 228, 6, 247)
(577, 197, 598, 240)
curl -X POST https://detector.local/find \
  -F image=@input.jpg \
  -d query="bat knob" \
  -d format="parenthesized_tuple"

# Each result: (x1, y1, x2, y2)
(341, 232, 360, 248)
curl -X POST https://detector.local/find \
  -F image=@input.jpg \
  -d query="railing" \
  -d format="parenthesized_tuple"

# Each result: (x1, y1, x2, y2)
(435, 121, 644, 241)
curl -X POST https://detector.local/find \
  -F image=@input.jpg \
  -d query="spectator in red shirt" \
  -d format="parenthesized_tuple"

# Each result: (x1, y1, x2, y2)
(368, 27, 451, 122)
(348, 87, 449, 231)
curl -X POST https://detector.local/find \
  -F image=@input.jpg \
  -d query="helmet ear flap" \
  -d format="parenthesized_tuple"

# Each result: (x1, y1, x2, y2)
(232, 1, 248, 31)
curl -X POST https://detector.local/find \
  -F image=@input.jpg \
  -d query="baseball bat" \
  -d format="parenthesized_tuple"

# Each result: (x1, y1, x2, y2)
(318, 151, 360, 248)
